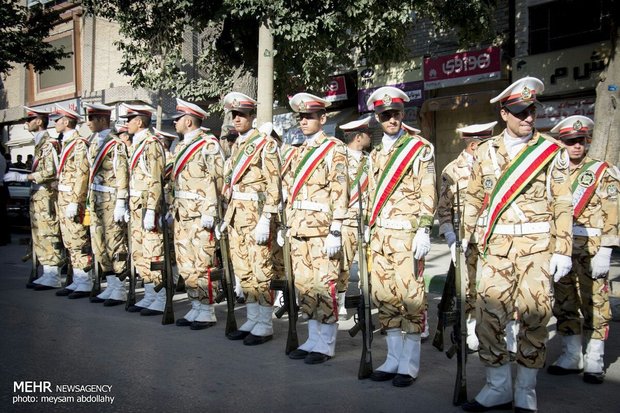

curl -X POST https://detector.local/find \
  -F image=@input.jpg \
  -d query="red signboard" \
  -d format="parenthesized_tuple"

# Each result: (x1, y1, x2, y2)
(423, 47, 501, 90)
(325, 75, 348, 102)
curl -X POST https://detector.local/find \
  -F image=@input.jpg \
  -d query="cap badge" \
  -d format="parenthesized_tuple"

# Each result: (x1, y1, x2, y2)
(521, 86, 532, 100)
(383, 94, 392, 105)
(298, 100, 306, 112)
(231, 99, 239, 109)
(573, 120, 583, 131)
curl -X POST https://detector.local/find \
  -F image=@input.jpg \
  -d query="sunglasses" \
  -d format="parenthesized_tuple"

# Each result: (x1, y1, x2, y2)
(296, 113, 320, 121)
(563, 137, 587, 146)
(378, 110, 403, 122)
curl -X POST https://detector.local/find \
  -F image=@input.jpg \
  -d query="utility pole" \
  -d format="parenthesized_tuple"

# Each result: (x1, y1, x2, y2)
(256, 18, 274, 127)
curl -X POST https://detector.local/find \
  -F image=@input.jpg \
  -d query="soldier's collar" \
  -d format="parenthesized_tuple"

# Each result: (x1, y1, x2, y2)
(63, 129, 77, 141)
(183, 128, 201, 143)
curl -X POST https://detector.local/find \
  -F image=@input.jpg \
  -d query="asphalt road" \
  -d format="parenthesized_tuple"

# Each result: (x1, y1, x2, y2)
(1, 235, 619, 413)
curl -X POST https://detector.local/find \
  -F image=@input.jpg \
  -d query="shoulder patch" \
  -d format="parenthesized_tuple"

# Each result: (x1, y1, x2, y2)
(264, 138, 278, 154)
(554, 149, 569, 169)
(419, 144, 435, 162)
(203, 139, 220, 155)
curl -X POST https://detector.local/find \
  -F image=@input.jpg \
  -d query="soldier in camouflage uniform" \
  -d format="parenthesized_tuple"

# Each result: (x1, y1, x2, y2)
(52, 105, 93, 298)
(169, 99, 224, 330)
(461, 77, 573, 413)
(437, 121, 497, 351)
(337, 117, 372, 317)
(364, 87, 436, 387)
(84, 103, 130, 306)
(547, 115, 619, 385)
(122, 103, 166, 316)
(284, 93, 348, 364)
(221, 92, 280, 345)
(5, 107, 63, 289)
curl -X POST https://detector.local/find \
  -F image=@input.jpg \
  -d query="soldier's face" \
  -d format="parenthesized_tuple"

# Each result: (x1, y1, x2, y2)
(231, 111, 253, 134)
(54, 117, 68, 133)
(127, 116, 143, 134)
(501, 106, 536, 138)
(377, 110, 403, 135)
(358, 132, 371, 150)
(174, 115, 189, 134)
(298, 112, 325, 136)
(563, 137, 587, 161)
(87, 116, 108, 133)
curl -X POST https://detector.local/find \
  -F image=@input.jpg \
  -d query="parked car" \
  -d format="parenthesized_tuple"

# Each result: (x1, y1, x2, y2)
(6, 168, 31, 226)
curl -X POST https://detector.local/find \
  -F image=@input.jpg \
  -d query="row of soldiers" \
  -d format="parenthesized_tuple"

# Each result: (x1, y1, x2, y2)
(4, 76, 618, 412)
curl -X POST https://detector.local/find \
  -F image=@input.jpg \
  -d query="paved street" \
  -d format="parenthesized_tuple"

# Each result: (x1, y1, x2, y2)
(1, 232, 620, 413)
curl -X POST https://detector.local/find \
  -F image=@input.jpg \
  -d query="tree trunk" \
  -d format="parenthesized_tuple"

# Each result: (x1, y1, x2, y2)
(257, 19, 274, 127)
(590, 27, 619, 166)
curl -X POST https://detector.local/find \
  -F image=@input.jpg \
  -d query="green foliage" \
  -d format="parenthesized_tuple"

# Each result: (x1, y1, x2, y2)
(82, 0, 497, 109)
(0, 0, 72, 77)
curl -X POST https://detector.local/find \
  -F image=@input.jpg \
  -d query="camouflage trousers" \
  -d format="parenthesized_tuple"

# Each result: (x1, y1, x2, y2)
(30, 189, 63, 266)
(229, 224, 274, 306)
(290, 235, 340, 324)
(271, 219, 285, 281)
(338, 224, 358, 292)
(370, 228, 426, 334)
(129, 197, 163, 284)
(476, 251, 552, 369)
(553, 253, 611, 341)
(174, 216, 218, 304)
(90, 192, 128, 274)
(58, 191, 91, 270)
(465, 244, 480, 317)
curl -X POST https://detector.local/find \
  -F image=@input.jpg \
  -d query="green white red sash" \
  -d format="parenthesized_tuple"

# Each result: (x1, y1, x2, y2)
(223, 132, 268, 195)
(572, 160, 608, 219)
(31, 159, 39, 173)
(481, 136, 560, 251)
(89, 139, 117, 184)
(172, 137, 207, 180)
(57, 137, 88, 178)
(280, 145, 297, 176)
(369, 137, 425, 227)
(130, 136, 162, 173)
(348, 157, 368, 208)
(290, 139, 337, 202)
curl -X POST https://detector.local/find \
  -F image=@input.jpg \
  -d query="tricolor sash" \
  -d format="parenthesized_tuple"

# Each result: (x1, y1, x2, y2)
(572, 160, 608, 219)
(348, 157, 368, 208)
(31, 158, 39, 173)
(223, 132, 268, 195)
(57, 138, 88, 178)
(172, 137, 207, 180)
(290, 139, 337, 203)
(89, 139, 118, 184)
(280, 145, 297, 176)
(368, 137, 425, 227)
(481, 136, 561, 250)
(130, 136, 162, 173)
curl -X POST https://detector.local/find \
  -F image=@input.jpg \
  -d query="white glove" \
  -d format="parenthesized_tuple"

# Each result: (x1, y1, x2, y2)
(590, 247, 611, 279)
(113, 199, 127, 223)
(143, 209, 156, 231)
(363, 226, 370, 243)
(124, 210, 130, 223)
(215, 221, 226, 240)
(277, 229, 285, 247)
(201, 214, 215, 229)
(412, 228, 431, 260)
(444, 231, 457, 263)
(461, 238, 469, 254)
(165, 211, 174, 226)
(254, 215, 271, 245)
(323, 233, 341, 258)
(65, 202, 79, 219)
(4, 171, 28, 182)
(550, 253, 572, 282)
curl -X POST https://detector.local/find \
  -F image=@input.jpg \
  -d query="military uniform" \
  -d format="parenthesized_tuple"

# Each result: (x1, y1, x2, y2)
(547, 115, 619, 385)
(54, 106, 92, 298)
(284, 93, 348, 364)
(436, 122, 496, 351)
(462, 77, 573, 413)
(85, 104, 130, 306)
(123, 104, 166, 315)
(169, 99, 224, 330)
(222, 92, 280, 345)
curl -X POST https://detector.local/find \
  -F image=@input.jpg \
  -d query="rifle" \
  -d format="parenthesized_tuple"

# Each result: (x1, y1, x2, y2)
(150, 175, 175, 325)
(215, 189, 238, 336)
(89, 255, 101, 298)
(432, 183, 467, 405)
(345, 182, 373, 379)
(125, 212, 137, 310)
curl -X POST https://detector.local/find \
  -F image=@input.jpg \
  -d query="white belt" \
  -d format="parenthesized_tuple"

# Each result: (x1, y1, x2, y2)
(493, 222, 550, 235)
(376, 217, 413, 230)
(129, 189, 144, 197)
(175, 190, 204, 201)
(291, 200, 329, 213)
(57, 184, 72, 192)
(91, 184, 116, 193)
(573, 226, 601, 237)
(232, 191, 265, 202)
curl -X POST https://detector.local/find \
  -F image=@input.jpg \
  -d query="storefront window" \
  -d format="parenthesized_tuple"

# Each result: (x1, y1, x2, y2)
(38, 35, 74, 91)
